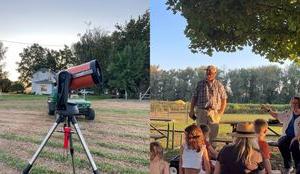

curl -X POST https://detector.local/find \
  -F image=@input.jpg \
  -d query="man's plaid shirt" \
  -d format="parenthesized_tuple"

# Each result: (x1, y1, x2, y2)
(193, 79, 227, 110)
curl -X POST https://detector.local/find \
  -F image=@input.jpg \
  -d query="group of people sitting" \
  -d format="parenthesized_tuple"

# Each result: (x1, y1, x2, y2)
(150, 96, 300, 174)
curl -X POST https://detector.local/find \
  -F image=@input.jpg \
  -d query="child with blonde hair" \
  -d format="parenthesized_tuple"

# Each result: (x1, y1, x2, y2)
(150, 141, 169, 174)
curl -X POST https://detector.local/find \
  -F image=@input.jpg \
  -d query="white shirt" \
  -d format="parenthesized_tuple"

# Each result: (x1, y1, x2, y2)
(277, 110, 300, 137)
(182, 144, 205, 170)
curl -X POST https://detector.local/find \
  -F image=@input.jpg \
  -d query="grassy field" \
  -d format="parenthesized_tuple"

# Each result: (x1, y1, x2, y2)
(0, 94, 149, 174)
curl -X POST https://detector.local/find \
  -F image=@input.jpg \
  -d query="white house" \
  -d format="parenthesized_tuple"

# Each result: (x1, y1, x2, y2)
(31, 68, 56, 95)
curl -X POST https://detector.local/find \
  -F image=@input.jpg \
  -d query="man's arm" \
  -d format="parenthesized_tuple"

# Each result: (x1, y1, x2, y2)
(218, 82, 227, 115)
(189, 82, 199, 119)
(218, 98, 227, 115)
(189, 96, 197, 119)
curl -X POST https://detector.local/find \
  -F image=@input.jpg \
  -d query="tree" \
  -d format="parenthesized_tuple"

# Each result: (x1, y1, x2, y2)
(166, 0, 300, 63)
(17, 44, 74, 86)
(280, 64, 300, 102)
(0, 42, 7, 79)
(72, 28, 113, 90)
(225, 66, 282, 103)
(9, 81, 25, 93)
(108, 42, 147, 97)
(72, 11, 150, 98)
(0, 78, 11, 92)
(110, 11, 150, 96)
(150, 65, 161, 99)
(150, 64, 299, 103)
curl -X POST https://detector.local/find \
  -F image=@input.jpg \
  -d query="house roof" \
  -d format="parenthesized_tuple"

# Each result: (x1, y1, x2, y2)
(32, 68, 56, 76)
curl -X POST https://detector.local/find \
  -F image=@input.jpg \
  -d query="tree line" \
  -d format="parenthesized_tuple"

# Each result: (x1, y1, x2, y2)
(150, 64, 300, 104)
(12, 11, 149, 98)
(0, 42, 24, 93)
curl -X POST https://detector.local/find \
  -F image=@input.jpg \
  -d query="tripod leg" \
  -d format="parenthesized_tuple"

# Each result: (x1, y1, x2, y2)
(70, 116, 99, 174)
(68, 116, 76, 174)
(23, 115, 65, 174)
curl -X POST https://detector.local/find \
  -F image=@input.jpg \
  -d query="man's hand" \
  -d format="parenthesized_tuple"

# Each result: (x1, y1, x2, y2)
(261, 104, 271, 112)
(217, 109, 224, 115)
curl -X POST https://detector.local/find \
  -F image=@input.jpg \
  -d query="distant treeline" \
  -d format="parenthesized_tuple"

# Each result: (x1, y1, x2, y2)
(150, 64, 300, 104)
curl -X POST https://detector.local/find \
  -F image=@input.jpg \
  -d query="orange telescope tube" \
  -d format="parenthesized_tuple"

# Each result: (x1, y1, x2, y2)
(67, 60, 102, 90)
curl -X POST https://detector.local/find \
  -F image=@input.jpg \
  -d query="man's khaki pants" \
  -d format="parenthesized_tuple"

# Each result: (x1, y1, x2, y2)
(195, 108, 220, 145)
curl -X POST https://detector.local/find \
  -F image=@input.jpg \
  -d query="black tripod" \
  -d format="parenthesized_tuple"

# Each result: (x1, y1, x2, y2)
(23, 71, 100, 174)
(22, 103, 99, 174)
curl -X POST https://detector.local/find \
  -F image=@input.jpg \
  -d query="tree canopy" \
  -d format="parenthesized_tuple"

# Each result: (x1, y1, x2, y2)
(166, 0, 300, 63)
(73, 11, 150, 97)
(17, 44, 74, 86)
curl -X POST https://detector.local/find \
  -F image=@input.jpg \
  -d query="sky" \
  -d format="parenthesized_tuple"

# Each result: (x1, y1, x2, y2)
(0, 0, 148, 81)
(150, 0, 291, 71)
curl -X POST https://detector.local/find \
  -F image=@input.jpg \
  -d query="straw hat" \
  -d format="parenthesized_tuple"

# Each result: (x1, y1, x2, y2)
(231, 122, 257, 138)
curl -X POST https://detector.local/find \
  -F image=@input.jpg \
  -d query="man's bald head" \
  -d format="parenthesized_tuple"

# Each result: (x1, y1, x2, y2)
(206, 65, 217, 81)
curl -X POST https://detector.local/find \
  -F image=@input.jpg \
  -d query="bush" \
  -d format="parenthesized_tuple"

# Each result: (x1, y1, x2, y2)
(151, 101, 290, 114)
(226, 103, 290, 114)
(9, 82, 25, 93)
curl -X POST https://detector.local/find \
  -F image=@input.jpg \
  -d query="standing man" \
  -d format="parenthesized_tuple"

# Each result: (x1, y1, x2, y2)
(189, 65, 227, 143)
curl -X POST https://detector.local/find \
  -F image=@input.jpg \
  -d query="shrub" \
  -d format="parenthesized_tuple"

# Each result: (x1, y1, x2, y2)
(151, 101, 290, 114)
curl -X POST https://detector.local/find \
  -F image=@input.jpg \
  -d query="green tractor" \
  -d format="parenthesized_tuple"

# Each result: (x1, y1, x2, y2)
(48, 88, 96, 120)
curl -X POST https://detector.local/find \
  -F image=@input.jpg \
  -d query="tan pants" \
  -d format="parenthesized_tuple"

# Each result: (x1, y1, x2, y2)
(195, 108, 220, 144)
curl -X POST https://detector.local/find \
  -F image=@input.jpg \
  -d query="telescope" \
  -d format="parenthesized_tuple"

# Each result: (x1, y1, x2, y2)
(23, 60, 102, 174)
(56, 60, 102, 112)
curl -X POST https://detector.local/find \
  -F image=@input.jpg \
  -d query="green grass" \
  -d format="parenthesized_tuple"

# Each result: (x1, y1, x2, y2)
(95, 119, 146, 128)
(96, 129, 149, 140)
(0, 95, 148, 173)
(33, 150, 148, 173)
(0, 149, 62, 174)
(96, 141, 148, 153)
(86, 95, 112, 100)
(37, 150, 148, 173)
(0, 132, 148, 166)
(0, 94, 48, 100)
(95, 108, 149, 116)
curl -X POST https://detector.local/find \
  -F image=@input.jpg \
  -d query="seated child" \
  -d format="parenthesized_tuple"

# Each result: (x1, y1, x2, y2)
(150, 141, 169, 174)
(180, 124, 211, 174)
(254, 119, 272, 174)
(199, 124, 218, 160)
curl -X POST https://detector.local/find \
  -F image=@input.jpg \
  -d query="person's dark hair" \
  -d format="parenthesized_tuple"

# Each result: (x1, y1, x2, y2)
(184, 124, 205, 152)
